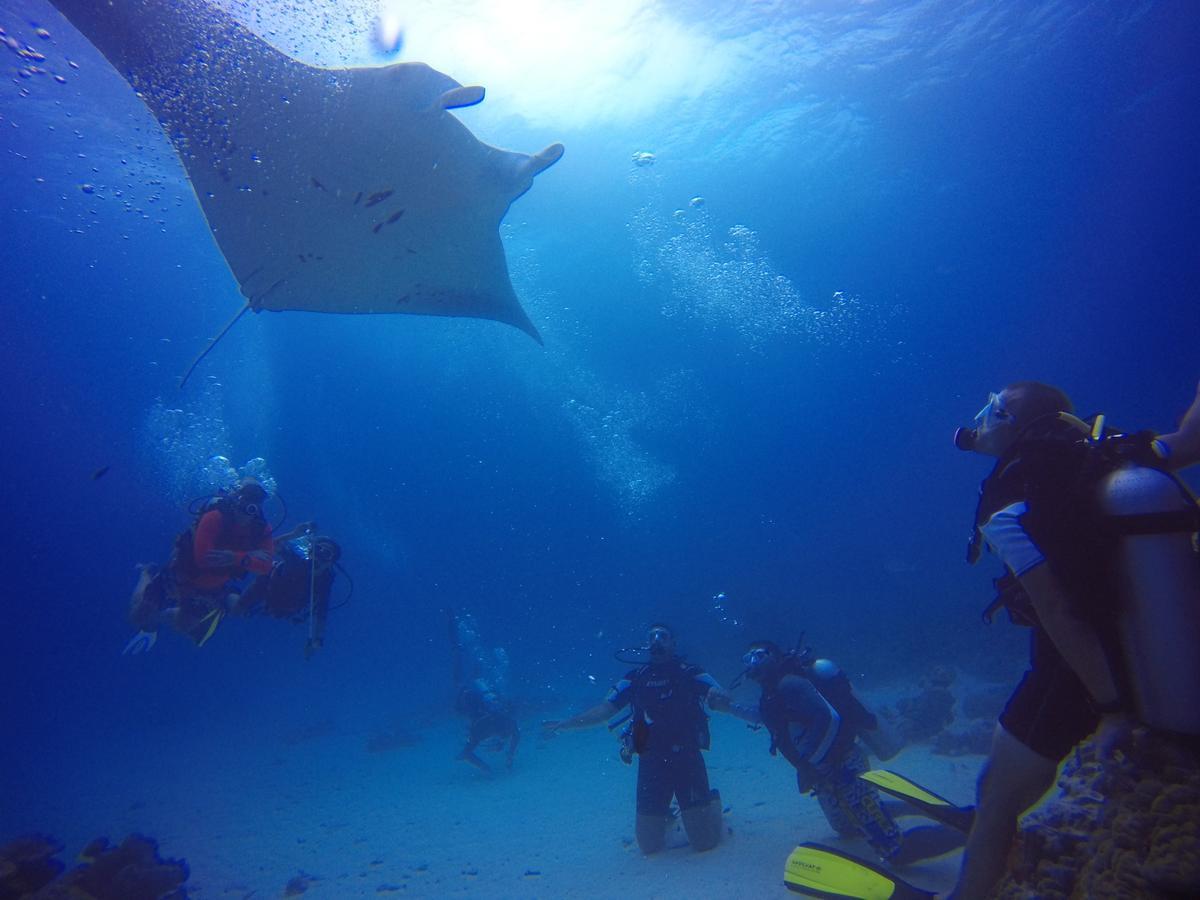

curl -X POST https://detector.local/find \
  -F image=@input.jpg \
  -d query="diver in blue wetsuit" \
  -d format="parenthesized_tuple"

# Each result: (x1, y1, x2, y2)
(714, 641, 962, 865)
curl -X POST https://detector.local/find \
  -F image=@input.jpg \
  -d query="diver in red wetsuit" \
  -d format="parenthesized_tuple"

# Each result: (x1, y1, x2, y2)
(126, 477, 275, 651)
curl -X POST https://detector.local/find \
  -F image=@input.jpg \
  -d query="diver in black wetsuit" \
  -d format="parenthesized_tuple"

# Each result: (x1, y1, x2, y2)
(448, 609, 519, 774)
(235, 528, 339, 658)
(542, 624, 725, 854)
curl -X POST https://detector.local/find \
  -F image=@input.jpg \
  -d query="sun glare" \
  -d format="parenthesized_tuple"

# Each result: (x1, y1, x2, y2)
(379, 0, 740, 130)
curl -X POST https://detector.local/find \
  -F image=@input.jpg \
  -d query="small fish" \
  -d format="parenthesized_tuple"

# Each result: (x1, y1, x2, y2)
(364, 189, 393, 208)
(92, 465, 111, 480)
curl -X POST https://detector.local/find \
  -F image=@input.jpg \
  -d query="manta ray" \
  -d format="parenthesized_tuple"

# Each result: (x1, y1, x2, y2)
(47, 0, 564, 383)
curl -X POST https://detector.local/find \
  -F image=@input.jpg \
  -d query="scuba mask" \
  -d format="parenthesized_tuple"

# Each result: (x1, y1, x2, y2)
(647, 627, 673, 659)
(741, 646, 776, 681)
(954, 392, 1013, 452)
(233, 479, 268, 519)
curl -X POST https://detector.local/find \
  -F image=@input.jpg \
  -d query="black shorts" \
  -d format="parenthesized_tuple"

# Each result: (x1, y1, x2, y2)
(636, 746, 710, 817)
(999, 628, 1099, 761)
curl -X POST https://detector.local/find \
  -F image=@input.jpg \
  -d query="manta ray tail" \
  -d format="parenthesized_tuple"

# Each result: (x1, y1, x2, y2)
(179, 304, 250, 388)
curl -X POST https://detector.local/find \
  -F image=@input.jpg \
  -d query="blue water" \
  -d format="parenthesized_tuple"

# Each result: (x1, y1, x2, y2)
(1, 0, 1197, 889)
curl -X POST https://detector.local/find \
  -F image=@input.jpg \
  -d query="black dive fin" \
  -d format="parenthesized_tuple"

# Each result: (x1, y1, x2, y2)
(859, 770, 976, 834)
(784, 842, 935, 899)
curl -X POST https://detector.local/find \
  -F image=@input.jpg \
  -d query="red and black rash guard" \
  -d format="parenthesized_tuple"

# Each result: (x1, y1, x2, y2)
(189, 509, 275, 590)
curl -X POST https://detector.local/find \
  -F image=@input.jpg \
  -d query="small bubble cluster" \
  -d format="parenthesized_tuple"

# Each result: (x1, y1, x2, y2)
(504, 227, 678, 516)
(629, 197, 906, 354)
(710, 591, 742, 627)
(140, 378, 234, 505)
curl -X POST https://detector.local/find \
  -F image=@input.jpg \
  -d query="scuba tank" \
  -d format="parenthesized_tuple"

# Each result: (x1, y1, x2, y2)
(1100, 463, 1200, 735)
(807, 658, 901, 760)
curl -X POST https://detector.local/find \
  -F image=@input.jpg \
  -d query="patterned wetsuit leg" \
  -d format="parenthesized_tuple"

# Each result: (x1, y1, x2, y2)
(815, 746, 902, 859)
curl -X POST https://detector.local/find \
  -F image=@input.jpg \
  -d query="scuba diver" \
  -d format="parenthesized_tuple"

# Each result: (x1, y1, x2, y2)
(233, 525, 342, 658)
(940, 378, 1200, 899)
(454, 677, 520, 774)
(125, 477, 275, 651)
(448, 609, 519, 774)
(542, 624, 726, 855)
(711, 640, 961, 866)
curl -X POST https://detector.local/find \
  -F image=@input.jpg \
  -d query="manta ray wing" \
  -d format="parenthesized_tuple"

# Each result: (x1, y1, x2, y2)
(49, 0, 562, 361)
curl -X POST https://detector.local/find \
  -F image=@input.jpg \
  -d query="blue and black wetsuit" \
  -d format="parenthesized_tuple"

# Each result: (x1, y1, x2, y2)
(760, 673, 901, 859)
(607, 660, 718, 817)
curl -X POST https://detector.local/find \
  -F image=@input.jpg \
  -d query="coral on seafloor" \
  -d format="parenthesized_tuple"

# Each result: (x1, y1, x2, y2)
(932, 718, 994, 757)
(885, 666, 957, 744)
(0, 832, 188, 899)
(993, 724, 1200, 899)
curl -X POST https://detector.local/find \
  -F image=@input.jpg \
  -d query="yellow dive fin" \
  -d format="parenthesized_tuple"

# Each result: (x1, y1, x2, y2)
(859, 770, 975, 833)
(784, 843, 934, 899)
(197, 608, 225, 647)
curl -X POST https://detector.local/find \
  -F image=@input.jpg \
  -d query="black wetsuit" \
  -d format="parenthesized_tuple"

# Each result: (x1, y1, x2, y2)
(606, 659, 717, 817)
(972, 420, 1103, 760)
(241, 541, 333, 621)
(455, 683, 519, 771)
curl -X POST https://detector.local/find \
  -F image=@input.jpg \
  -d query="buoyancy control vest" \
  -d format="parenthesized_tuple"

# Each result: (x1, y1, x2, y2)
(759, 653, 883, 760)
(170, 496, 268, 584)
(969, 412, 1200, 734)
(627, 660, 712, 753)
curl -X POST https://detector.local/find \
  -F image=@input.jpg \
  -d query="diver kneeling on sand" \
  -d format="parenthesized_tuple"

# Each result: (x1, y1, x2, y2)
(543, 624, 726, 854)
(712, 640, 962, 866)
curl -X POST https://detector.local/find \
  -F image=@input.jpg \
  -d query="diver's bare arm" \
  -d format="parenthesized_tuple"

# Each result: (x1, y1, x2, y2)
(546, 700, 618, 732)
(708, 688, 761, 724)
(274, 523, 313, 543)
(1019, 563, 1119, 707)
(1160, 378, 1200, 471)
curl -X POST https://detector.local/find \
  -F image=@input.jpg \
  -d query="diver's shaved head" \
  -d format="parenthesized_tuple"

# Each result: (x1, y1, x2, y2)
(1004, 381, 1074, 426)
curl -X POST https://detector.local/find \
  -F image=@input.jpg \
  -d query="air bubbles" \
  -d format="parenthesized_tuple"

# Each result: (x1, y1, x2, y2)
(711, 591, 740, 627)
(688, 196, 705, 208)
(632, 151, 656, 167)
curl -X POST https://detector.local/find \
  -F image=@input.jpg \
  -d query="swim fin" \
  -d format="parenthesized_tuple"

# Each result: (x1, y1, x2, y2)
(784, 843, 935, 899)
(196, 608, 225, 647)
(859, 770, 975, 833)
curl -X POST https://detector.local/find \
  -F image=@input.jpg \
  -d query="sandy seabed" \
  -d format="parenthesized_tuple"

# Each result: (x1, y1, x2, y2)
(15, 697, 983, 899)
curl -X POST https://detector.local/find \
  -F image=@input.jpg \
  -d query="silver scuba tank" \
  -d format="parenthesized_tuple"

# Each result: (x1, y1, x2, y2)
(1099, 464, 1200, 734)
